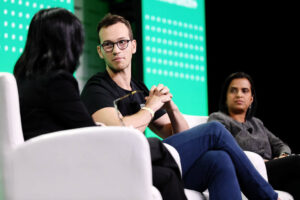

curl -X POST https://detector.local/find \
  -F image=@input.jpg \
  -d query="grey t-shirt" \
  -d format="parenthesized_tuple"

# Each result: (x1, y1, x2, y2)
(208, 112, 291, 160)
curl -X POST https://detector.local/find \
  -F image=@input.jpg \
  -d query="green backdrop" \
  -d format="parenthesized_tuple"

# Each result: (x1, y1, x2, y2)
(142, 0, 208, 138)
(0, 0, 74, 73)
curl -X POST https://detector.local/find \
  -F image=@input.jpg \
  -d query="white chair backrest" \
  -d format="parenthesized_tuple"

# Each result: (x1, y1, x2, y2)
(0, 73, 24, 200)
(9, 126, 153, 200)
(182, 114, 208, 128)
(0, 73, 24, 151)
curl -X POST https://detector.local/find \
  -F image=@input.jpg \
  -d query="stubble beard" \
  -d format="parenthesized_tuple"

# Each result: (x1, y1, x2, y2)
(106, 62, 130, 74)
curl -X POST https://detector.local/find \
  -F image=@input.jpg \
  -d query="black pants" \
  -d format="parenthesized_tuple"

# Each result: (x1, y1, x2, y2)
(266, 154, 300, 199)
(148, 137, 187, 200)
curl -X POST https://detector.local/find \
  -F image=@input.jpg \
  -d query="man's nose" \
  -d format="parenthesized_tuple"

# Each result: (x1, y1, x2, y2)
(112, 43, 121, 54)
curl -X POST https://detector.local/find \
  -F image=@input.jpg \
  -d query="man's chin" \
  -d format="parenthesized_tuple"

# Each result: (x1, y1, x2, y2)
(107, 65, 125, 73)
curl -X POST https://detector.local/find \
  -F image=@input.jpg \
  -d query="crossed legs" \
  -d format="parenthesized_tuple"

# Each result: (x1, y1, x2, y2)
(163, 122, 278, 200)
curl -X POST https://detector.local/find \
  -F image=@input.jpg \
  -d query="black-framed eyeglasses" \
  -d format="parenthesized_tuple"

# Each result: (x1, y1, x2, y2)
(99, 39, 131, 53)
(113, 90, 143, 126)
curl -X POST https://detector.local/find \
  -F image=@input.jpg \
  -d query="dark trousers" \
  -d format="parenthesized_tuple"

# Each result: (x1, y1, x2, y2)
(148, 137, 187, 200)
(266, 154, 300, 199)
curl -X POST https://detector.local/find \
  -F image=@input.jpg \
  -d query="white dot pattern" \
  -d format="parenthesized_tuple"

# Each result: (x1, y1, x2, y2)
(0, 0, 74, 71)
(143, 14, 206, 82)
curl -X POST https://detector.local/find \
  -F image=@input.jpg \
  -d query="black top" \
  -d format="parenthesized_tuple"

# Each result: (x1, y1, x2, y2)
(17, 70, 95, 140)
(81, 71, 166, 121)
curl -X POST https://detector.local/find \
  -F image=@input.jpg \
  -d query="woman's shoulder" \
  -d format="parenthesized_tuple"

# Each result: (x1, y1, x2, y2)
(209, 111, 230, 121)
(45, 70, 77, 87)
(17, 70, 75, 93)
(44, 70, 79, 94)
(48, 70, 76, 81)
(209, 112, 240, 128)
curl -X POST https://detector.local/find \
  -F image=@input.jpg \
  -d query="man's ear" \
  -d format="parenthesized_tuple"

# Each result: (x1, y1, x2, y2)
(97, 45, 104, 59)
(131, 39, 137, 54)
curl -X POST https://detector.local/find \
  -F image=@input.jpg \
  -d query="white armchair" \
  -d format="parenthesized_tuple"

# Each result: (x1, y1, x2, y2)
(182, 114, 294, 200)
(0, 72, 160, 200)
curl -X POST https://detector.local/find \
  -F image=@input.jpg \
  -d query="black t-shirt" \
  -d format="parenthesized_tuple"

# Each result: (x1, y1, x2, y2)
(18, 70, 95, 140)
(81, 72, 187, 200)
(81, 71, 166, 121)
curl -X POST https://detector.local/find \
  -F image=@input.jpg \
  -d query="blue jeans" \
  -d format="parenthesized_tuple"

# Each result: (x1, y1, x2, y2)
(163, 122, 278, 200)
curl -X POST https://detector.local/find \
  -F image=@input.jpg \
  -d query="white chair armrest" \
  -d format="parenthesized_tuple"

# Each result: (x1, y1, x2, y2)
(242, 151, 268, 200)
(182, 114, 209, 128)
(185, 189, 207, 200)
(243, 151, 294, 200)
(244, 151, 268, 181)
(152, 186, 163, 200)
(276, 190, 294, 200)
(163, 143, 182, 175)
(8, 126, 153, 200)
(163, 143, 206, 200)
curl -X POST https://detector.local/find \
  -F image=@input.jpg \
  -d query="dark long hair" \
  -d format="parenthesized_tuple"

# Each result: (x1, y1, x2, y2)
(13, 8, 84, 79)
(219, 72, 257, 119)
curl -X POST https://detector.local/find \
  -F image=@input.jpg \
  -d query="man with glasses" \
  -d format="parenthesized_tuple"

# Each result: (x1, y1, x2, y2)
(82, 14, 183, 136)
(81, 13, 280, 200)
(81, 13, 188, 200)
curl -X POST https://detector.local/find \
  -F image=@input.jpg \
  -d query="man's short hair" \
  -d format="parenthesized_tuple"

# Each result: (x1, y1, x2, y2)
(97, 13, 133, 43)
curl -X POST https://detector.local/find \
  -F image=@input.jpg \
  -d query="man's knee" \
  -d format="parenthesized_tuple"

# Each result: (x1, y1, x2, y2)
(205, 121, 226, 132)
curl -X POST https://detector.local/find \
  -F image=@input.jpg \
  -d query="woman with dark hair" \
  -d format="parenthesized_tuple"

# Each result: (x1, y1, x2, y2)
(217, 72, 257, 119)
(14, 8, 84, 79)
(208, 71, 300, 199)
(13, 8, 95, 140)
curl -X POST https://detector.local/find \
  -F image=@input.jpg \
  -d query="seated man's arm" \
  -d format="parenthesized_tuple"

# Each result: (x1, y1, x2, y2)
(92, 85, 172, 132)
(90, 83, 189, 137)
(92, 107, 153, 132)
(149, 96, 189, 139)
